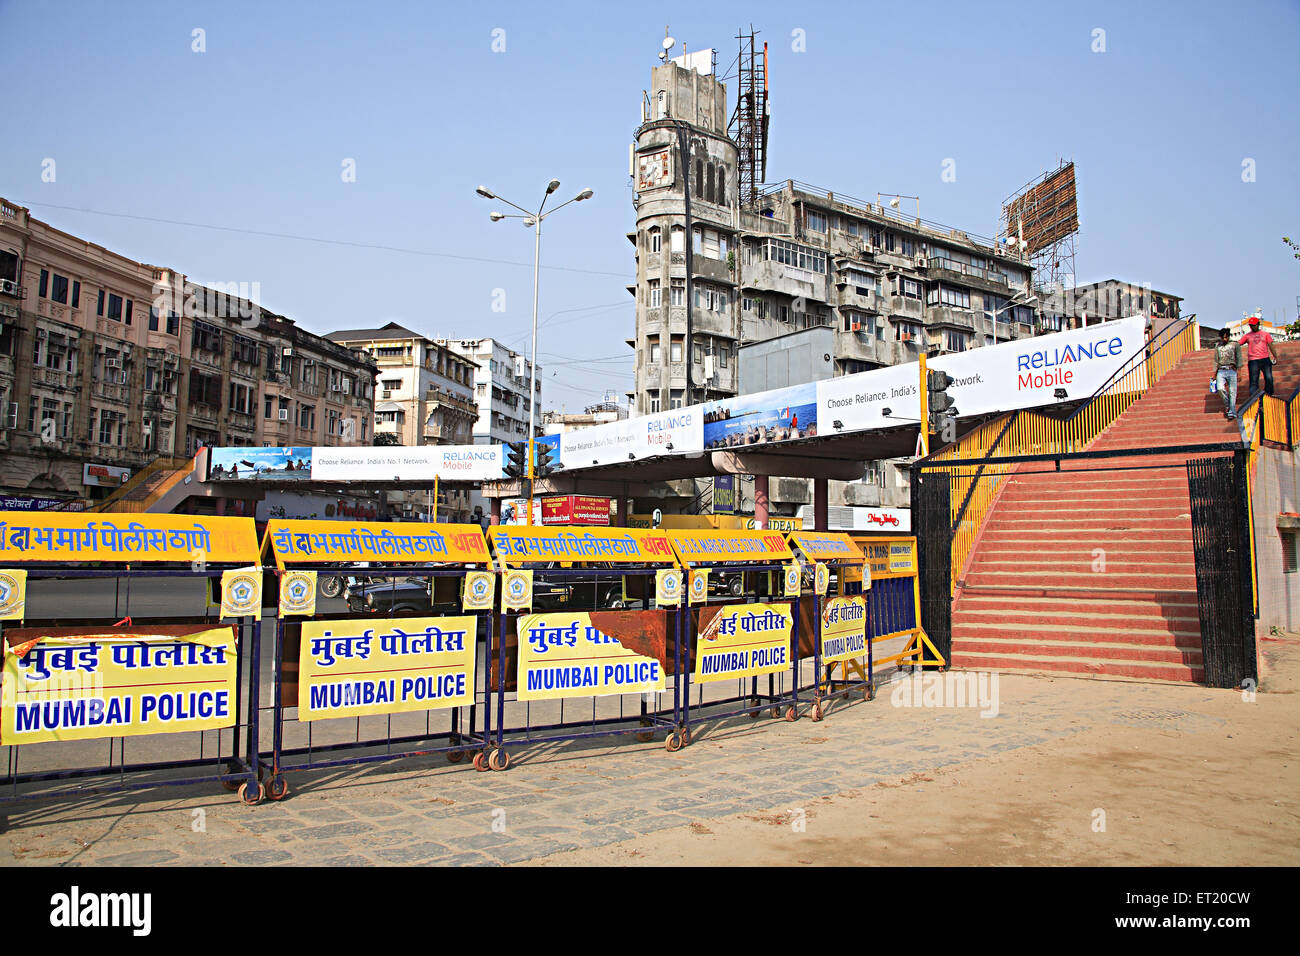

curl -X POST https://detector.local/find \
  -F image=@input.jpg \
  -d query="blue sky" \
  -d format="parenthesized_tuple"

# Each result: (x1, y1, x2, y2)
(2, 0, 1296, 410)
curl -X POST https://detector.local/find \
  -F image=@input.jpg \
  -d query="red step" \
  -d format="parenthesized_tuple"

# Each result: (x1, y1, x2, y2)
(951, 652, 1205, 683)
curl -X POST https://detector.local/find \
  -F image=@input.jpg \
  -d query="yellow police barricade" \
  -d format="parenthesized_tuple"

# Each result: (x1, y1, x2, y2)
(0, 511, 265, 806)
(668, 527, 811, 740)
(848, 535, 946, 675)
(787, 531, 872, 719)
(481, 524, 686, 769)
(259, 519, 492, 796)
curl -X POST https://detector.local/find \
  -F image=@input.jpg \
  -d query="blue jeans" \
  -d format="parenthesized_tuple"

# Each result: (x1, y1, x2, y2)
(1216, 367, 1237, 416)
(1248, 358, 1274, 397)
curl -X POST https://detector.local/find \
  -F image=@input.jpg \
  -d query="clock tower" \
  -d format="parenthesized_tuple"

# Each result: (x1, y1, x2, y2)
(628, 45, 739, 416)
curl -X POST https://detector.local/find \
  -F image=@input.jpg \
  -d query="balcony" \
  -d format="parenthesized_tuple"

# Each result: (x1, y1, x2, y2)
(834, 329, 884, 364)
(425, 389, 476, 416)
(835, 287, 886, 313)
(888, 296, 924, 321)
(739, 260, 826, 300)
(926, 306, 979, 332)
(32, 367, 77, 391)
(690, 257, 734, 285)
(691, 310, 735, 338)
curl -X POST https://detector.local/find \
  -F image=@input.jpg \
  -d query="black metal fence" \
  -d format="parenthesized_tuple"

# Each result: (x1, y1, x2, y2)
(1187, 450, 1258, 689)
(912, 469, 952, 664)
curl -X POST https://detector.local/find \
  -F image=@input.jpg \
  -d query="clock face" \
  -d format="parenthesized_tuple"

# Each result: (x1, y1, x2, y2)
(637, 149, 671, 191)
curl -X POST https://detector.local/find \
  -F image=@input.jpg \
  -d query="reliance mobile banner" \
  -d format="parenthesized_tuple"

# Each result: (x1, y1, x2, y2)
(558, 405, 702, 469)
(210, 445, 506, 483)
(816, 315, 1148, 431)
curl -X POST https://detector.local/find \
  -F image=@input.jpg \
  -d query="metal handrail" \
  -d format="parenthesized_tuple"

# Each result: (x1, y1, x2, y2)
(1063, 315, 1195, 422)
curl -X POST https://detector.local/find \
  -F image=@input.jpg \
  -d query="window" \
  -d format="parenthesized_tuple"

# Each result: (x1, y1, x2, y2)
(106, 294, 122, 321)
(900, 237, 915, 257)
(97, 289, 105, 316)
(945, 331, 969, 352)
(228, 382, 255, 415)
(693, 227, 701, 255)
(232, 335, 258, 365)
(649, 337, 661, 363)
(670, 278, 684, 306)
(893, 277, 922, 300)
(715, 166, 726, 205)
(927, 284, 971, 309)
(759, 238, 826, 274)
(192, 320, 222, 353)
(894, 321, 922, 342)
(649, 393, 662, 414)
(264, 394, 273, 419)
(648, 279, 661, 308)
(806, 210, 827, 233)
(720, 345, 729, 367)
(149, 307, 160, 331)
(693, 342, 703, 365)
(39, 270, 48, 298)
(188, 370, 223, 408)
(695, 159, 704, 198)
(742, 297, 752, 312)
(298, 404, 316, 429)
(166, 311, 180, 335)
(670, 389, 684, 409)
(1284, 531, 1298, 574)
(124, 299, 132, 325)
(705, 163, 715, 203)
(98, 409, 124, 446)
(649, 228, 661, 253)
(71, 280, 80, 308)
(669, 227, 685, 254)
(670, 338, 683, 363)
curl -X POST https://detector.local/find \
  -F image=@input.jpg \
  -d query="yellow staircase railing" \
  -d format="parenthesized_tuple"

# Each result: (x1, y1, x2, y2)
(88, 455, 192, 513)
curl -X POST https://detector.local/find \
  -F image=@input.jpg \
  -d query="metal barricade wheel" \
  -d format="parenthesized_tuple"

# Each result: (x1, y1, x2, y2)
(446, 749, 466, 763)
(770, 706, 782, 719)
(811, 701, 824, 722)
(473, 750, 491, 772)
(636, 718, 654, 743)
(865, 682, 875, 701)
(748, 698, 762, 719)
(665, 732, 683, 753)
(238, 781, 264, 805)
(266, 776, 290, 801)
(488, 748, 510, 771)
(783, 705, 798, 722)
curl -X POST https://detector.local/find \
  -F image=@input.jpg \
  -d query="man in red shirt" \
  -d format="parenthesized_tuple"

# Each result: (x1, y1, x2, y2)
(1241, 316, 1280, 397)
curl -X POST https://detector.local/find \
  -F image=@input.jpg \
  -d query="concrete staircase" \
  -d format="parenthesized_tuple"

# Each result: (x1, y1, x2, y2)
(951, 343, 1300, 683)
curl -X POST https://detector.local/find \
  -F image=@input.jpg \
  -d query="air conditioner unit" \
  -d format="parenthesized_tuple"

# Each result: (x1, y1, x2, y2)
(916, 256, 928, 269)
(0, 279, 20, 295)
(331, 384, 343, 392)
(278, 409, 290, 421)
(36, 328, 47, 340)
(382, 389, 393, 399)
(850, 318, 862, 332)
(282, 347, 293, 356)
(106, 357, 122, 369)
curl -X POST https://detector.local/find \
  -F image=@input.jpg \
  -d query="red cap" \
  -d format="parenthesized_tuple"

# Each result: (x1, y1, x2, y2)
(1249, 316, 1261, 326)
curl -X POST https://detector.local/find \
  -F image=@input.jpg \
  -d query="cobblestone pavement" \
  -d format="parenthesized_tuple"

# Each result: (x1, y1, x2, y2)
(4, 656, 1272, 867)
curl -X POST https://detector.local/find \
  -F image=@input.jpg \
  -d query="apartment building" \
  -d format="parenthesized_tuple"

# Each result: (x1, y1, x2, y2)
(0, 198, 376, 504)
(627, 51, 1037, 416)
(327, 322, 478, 446)
(1066, 279, 1182, 327)
(328, 323, 479, 522)
(436, 338, 542, 443)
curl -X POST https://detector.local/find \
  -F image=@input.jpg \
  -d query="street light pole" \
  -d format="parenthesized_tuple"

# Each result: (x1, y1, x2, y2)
(477, 180, 594, 525)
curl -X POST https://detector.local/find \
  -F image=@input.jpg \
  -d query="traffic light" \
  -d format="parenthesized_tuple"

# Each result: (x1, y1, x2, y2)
(534, 442, 555, 479)
(505, 441, 528, 480)
(927, 368, 956, 435)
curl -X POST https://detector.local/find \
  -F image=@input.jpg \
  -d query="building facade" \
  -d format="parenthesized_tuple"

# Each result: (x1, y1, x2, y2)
(327, 323, 478, 447)
(627, 53, 1037, 416)
(0, 198, 376, 504)
(437, 338, 542, 443)
(328, 322, 479, 522)
(542, 398, 628, 434)
(1067, 279, 1182, 327)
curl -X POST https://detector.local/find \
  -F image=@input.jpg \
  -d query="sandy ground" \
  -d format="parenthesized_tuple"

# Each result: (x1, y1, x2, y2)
(537, 636, 1300, 866)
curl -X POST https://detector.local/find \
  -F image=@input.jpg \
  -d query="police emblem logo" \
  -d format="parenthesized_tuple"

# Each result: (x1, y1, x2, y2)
(0, 570, 22, 619)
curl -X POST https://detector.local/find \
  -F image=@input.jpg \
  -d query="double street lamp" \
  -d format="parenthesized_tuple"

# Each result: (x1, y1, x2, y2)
(476, 179, 593, 524)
